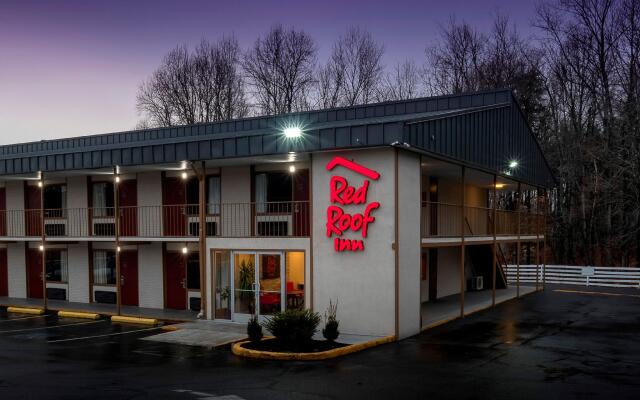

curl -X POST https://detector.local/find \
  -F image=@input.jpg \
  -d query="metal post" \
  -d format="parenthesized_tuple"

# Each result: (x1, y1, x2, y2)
(40, 173, 47, 311)
(535, 188, 541, 291)
(516, 182, 521, 298)
(114, 167, 121, 316)
(198, 161, 207, 319)
(459, 166, 466, 318)
(542, 189, 548, 290)
(492, 174, 497, 307)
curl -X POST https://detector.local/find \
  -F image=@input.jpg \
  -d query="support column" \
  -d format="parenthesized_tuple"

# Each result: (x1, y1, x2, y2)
(40, 173, 46, 311)
(535, 188, 541, 291)
(492, 174, 497, 307)
(459, 166, 465, 318)
(516, 182, 521, 298)
(114, 167, 121, 316)
(197, 161, 207, 319)
(542, 189, 548, 290)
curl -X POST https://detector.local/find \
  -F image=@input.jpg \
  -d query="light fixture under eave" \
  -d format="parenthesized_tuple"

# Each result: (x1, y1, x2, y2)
(289, 165, 296, 173)
(283, 126, 302, 138)
(181, 171, 188, 180)
(115, 175, 121, 183)
(495, 183, 505, 189)
(116, 246, 121, 252)
(38, 244, 44, 251)
(509, 160, 519, 169)
(182, 246, 188, 254)
(37, 181, 43, 188)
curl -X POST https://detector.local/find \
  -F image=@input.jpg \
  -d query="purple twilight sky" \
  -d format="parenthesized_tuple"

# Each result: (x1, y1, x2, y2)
(0, 0, 538, 145)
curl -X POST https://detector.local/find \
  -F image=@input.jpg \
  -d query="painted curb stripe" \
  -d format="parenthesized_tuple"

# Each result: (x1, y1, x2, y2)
(232, 335, 396, 361)
(111, 315, 158, 326)
(6, 307, 45, 315)
(48, 326, 161, 343)
(58, 311, 101, 320)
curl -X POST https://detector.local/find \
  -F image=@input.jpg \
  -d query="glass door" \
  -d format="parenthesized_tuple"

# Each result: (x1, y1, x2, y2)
(230, 251, 284, 322)
(257, 253, 284, 318)
(232, 252, 256, 323)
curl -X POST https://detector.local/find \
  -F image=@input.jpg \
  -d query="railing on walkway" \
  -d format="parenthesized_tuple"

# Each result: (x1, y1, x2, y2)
(505, 265, 640, 288)
(421, 201, 544, 238)
(0, 201, 310, 239)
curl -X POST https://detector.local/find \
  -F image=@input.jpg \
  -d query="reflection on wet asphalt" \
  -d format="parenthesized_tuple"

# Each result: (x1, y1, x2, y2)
(1, 285, 639, 399)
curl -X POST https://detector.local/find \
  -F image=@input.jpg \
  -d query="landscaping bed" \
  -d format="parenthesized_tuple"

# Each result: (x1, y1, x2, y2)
(240, 337, 348, 353)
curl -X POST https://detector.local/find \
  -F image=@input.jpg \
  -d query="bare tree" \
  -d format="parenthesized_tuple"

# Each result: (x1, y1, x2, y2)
(243, 24, 316, 114)
(316, 27, 384, 107)
(379, 60, 422, 101)
(136, 37, 247, 127)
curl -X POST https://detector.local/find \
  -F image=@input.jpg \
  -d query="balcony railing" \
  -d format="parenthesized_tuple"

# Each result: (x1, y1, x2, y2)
(421, 201, 544, 238)
(0, 201, 310, 239)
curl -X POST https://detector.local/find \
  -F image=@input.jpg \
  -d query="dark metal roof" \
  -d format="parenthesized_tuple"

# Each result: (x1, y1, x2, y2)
(0, 88, 554, 187)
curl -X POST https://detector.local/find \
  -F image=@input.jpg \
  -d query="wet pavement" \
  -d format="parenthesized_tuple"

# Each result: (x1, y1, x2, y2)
(1, 285, 639, 399)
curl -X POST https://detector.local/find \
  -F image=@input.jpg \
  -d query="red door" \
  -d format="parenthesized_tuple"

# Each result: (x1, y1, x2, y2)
(164, 251, 187, 309)
(25, 184, 42, 236)
(119, 180, 137, 237)
(120, 250, 138, 306)
(293, 169, 310, 236)
(0, 188, 6, 237)
(0, 249, 7, 297)
(26, 248, 43, 299)
(163, 177, 186, 236)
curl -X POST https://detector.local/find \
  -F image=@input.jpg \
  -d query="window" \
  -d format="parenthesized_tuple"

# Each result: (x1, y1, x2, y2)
(255, 172, 292, 213)
(92, 182, 114, 217)
(43, 184, 67, 217)
(93, 250, 116, 285)
(187, 252, 200, 290)
(186, 176, 220, 214)
(45, 249, 68, 282)
(285, 251, 304, 310)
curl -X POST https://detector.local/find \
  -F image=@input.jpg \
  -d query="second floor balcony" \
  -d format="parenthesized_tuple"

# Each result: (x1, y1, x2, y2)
(0, 201, 310, 240)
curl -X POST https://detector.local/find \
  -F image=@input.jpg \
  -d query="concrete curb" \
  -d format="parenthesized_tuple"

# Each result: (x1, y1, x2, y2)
(6, 307, 45, 315)
(111, 315, 158, 326)
(58, 311, 101, 320)
(232, 335, 395, 361)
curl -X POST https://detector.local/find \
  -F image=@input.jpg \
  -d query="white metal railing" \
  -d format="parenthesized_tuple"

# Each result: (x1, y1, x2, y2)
(505, 265, 640, 288)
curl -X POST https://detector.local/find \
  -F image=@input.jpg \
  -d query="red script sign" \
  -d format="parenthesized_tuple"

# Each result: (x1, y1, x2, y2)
(325, 156, 380, 252)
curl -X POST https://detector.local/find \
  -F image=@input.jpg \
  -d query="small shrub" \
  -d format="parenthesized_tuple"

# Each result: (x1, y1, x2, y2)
(322, 299, 340, 342)
(264, 309, 321, 347)
(247, 315, 263, 343)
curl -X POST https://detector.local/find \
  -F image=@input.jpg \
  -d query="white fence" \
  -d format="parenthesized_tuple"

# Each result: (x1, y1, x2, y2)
(505, 265, 640, 288)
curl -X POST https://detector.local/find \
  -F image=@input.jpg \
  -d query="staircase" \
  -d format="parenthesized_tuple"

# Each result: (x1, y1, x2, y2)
(465, 218, 508, 289)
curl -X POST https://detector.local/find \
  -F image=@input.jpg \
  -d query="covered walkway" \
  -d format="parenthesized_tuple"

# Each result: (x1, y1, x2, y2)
(421, 286, 538, 329)
(0, 297, 198, 322)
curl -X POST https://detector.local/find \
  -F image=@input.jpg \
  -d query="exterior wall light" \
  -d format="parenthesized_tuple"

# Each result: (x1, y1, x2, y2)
(181, 171, 188, 180)
(495, 183, 505, 189)
(182, 246, 188, 254)
(116, 246, 121, 252)
(37, 181, 43, 188)
(283, 127, 302, 138)
(289, 165, 296, 173)
(509, 160, 519, 169)
(39, 244, 44, 251)
(115, 175, 121, 183)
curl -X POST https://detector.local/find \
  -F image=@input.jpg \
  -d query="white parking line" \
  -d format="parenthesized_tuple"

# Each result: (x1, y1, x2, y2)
(0, 319, 106, 334)
(0, 314, 52, 323)
(48, 326, 161, 343)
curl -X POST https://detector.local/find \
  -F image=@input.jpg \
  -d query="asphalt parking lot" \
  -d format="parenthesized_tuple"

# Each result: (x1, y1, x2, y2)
(1, 285, 639, 399)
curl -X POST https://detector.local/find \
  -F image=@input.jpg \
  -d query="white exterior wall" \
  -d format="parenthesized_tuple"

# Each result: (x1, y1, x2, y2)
(437, 247, 462, 298)
(67, 243, 89, 302)
(137, 172, 162, 236)
(7, 242, 26, 298)
(312, 148, 396, 337)
(220, 166, 251, 237)
(138, 242, 163, 308)
(397, 151, 421, 338)
(5, 181, 24, 237)
(66, 176, 88, 236)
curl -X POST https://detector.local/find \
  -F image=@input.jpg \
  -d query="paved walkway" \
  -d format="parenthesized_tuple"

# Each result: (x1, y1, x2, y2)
(0, 297, 198, 322)
(143, 320, 248, 348)
(421, 285, 538, 328)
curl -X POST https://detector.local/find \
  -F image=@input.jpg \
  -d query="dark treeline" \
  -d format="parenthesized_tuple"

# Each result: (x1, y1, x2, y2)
(136, 0, 640, 267)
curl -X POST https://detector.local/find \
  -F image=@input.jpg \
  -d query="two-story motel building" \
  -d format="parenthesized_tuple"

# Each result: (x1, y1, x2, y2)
(0, 89, 553, 339)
